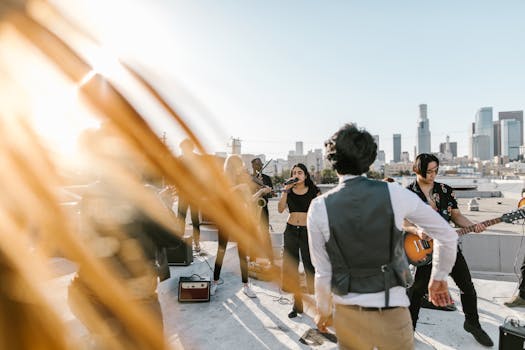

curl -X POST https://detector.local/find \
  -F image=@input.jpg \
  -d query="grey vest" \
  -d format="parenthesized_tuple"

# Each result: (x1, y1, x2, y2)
(324, 176, 412, 306)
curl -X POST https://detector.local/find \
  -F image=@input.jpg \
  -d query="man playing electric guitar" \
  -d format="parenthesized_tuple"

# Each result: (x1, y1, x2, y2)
(403, 153, 493, 347)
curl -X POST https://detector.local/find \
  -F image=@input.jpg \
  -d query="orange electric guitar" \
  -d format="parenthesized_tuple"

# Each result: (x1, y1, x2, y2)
(404, 208, 525, 266)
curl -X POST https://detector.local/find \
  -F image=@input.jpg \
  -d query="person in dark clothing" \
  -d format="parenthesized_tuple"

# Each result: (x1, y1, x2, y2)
(250, 157, 275, 263)
(404, 153, 493, 347)
(505, 196, 525, 307)
(278, 163, 320, 318)
(177, 139, 201, 252)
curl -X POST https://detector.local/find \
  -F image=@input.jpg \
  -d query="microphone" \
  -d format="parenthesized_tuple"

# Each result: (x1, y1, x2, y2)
(284, 177, 299, 186)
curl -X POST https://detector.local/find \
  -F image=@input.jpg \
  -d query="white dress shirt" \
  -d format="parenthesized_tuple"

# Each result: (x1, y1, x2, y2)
(307, 175, 457, 316)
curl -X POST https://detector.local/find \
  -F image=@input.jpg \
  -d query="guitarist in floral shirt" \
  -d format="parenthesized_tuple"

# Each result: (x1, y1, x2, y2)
(404, 153, 493, 347)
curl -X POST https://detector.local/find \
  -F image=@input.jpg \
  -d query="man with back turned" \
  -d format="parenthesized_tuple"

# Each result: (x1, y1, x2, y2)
(307, 124, 458, 349)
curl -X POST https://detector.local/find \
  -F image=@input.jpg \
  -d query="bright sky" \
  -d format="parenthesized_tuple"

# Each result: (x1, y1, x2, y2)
(51, 0, 525, 161)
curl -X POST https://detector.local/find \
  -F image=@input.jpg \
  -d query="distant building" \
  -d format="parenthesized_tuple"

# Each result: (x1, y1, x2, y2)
(393, 133, 401, 162)
(231, 137, 242, 155)
(305, 149, 323, 175)
(472, 134, 491, 161)
(468, 122, 475, 159)
(473, 107, 493, 160)
(401, 151, 410, 163)
(439, 138, 457, 158)
(499, 110, 523, 146)
(377, 150, 386, 162)
(493, 121, 501, 157)
(417, 104, 431, 154)
(384, 162, 413, 177)
(288, 154, 306, 169)
(295, 141, 304, 156)
(501, 119, 521, 161)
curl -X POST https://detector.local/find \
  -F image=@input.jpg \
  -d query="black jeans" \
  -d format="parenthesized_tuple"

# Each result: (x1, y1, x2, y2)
(408, 247, 479, 328)
(282, 224, 315, 311)
(519, 257, 525, 298)
(177, 197, 200, 244)
(213, 230, 249, 283)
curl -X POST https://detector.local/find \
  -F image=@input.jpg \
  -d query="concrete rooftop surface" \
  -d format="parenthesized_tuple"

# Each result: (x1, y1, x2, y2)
(48, 197, 525, 349)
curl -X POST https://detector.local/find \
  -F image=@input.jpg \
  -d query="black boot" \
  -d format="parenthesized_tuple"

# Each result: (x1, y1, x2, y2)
(288, 305, 303, 318)
(464, 321, 493, 347)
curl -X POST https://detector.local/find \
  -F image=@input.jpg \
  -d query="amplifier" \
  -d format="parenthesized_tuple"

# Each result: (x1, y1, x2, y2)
(499, 318, 525, 349)
(167, 235, 193, 266)
(178, 276, 210, 302)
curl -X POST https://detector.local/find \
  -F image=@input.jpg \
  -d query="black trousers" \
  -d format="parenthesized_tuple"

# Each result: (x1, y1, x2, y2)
(519, 257, 525, 298)
(282, 224, 315, 311)
(408, 247, 479, 328)
(213, 230, 249, 283)
(177, 197, 200, 243)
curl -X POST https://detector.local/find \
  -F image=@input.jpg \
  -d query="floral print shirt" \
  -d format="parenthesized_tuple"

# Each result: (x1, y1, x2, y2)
(406, 180, 458, 223)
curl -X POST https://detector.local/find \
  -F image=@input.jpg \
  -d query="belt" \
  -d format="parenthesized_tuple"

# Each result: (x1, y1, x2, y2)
(338, 304, 399, 312)
(286, 223, 306, 230)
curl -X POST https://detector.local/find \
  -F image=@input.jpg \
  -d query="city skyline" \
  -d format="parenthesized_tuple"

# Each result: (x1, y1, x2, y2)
(50, 1, 525, 162)
(226, 104, 524, 163)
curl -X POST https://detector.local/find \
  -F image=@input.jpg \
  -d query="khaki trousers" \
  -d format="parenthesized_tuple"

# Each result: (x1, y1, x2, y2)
(334, 304, 414, 350)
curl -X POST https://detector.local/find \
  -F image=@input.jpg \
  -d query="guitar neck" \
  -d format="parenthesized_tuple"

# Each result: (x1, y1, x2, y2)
(456, 217, 502, 236)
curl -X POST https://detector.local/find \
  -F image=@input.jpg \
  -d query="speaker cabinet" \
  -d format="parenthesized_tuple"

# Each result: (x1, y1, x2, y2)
(500, 319, 525, 349)
(167, 235, 193, 266)
(178, 276, 210, 302)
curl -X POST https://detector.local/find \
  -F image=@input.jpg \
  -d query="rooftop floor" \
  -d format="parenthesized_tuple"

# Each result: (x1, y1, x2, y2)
(48, 196, 525, 349)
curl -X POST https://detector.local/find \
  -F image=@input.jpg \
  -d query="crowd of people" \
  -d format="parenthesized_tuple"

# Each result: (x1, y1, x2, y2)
(170, 125, 498, 349)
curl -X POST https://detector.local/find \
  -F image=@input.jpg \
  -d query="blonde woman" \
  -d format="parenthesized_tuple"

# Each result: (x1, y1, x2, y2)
(210, 155, 271, 297)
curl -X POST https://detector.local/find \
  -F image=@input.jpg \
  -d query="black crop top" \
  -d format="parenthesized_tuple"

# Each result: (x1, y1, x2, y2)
(287, 186, 319, 213)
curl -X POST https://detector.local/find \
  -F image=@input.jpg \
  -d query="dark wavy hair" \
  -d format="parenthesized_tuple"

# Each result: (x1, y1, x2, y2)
(290, 163, 318, 192)
(325, 124, 377, 175)
(413, 153, 439, 179)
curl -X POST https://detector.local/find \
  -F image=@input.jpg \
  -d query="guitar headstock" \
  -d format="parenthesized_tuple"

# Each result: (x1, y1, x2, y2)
(502, 208, 525, 223)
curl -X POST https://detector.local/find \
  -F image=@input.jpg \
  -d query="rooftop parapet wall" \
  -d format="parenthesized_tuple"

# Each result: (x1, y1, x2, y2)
(462, 233, 525, 276)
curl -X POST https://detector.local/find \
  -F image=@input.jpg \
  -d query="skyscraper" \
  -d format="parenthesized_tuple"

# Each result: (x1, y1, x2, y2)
(493, 121, 501, 157)
(393, 133, 401, 162)
(501, 119, 521, 160)
(499, 111, 523, 146)
(417, 104, 431, 154)
(472, 134, 491, 160)
(473, 107, 493, 160)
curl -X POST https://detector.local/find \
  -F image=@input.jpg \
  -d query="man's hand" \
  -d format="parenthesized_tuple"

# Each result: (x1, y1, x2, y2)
(416, 228, 430, 241)
(315, 313, 333, 333)
(473, 223, 486, 233)
(428, 279, 452, 307)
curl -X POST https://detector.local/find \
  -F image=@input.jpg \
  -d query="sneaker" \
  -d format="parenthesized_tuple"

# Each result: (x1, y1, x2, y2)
(210, 282, 218, 296)
(464, 321, 494, 347)
(505, 295, 525, 308)
(242, 285, 257, 298)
